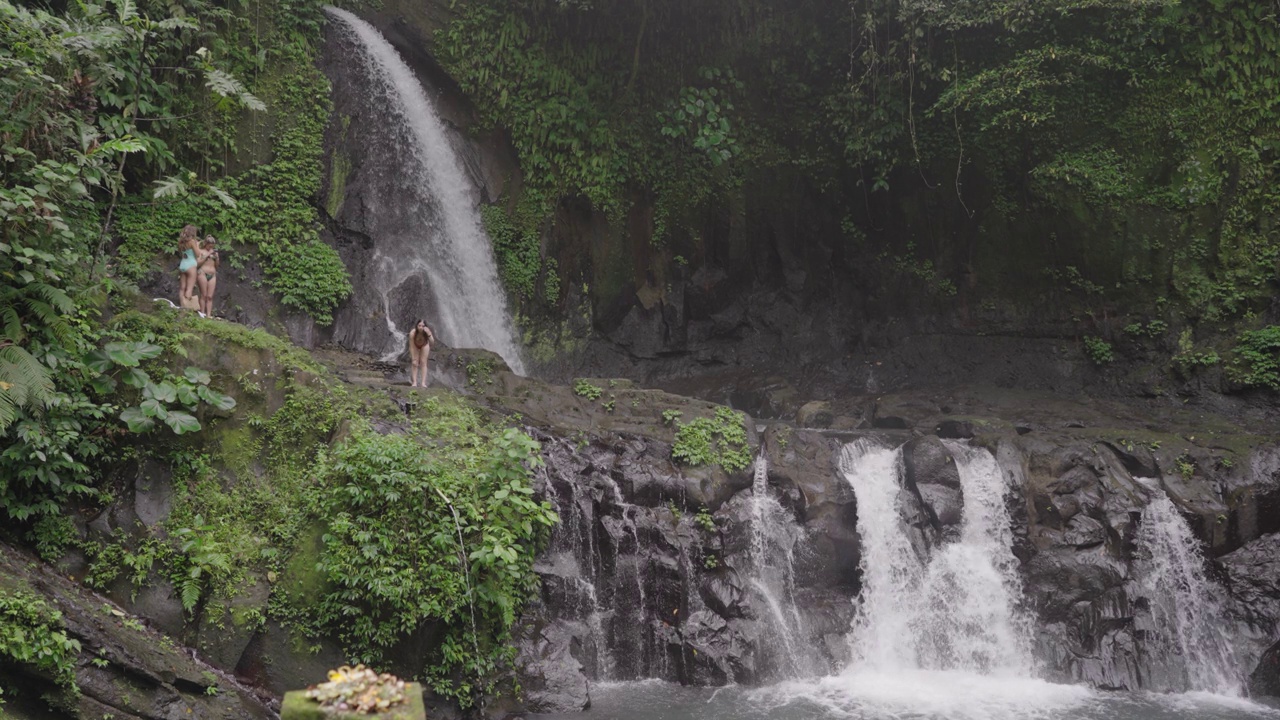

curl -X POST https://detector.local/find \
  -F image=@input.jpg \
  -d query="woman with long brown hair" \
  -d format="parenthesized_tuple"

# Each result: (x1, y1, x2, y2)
(407, 319, 435, 388)
(176, 224, 199, 308)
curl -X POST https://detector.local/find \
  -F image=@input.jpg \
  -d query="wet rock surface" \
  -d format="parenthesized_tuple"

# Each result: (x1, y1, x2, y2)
(0, 543, 274, 720)
(468, 365, 1280, 701)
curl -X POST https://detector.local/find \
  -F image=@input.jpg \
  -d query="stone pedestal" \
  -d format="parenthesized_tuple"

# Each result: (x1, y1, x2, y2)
(281, 683, 426, 720)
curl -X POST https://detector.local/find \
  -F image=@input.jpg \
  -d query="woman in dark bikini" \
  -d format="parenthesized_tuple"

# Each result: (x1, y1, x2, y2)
(407, 319, 435, 388)
(196, 236, 219, 317)
(176, 225, 199, 308)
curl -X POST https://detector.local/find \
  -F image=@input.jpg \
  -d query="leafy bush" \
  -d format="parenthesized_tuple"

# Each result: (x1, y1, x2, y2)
(672, 406, 751, 473)
(0, 589, 81, 700)
(573, 379, 603, 400)
(1083, 336, 1114, 365)
(306, 419, 558, 706)
(1231, 326, 1280, 390)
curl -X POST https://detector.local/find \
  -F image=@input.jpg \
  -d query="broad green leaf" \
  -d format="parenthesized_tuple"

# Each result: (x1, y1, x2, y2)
(139, 398, 168, 420)
(121, 368, 150, 388)
(133, 343, 163, 360)
(104, 341, 140, 367)
(165, 411, 201, 435)
(176, 384, 198, 406)
(197, 386, 236, 411)
(85, 349, 113, 373)
(119, 407, 156, 433)
(183, 367, 211, 385)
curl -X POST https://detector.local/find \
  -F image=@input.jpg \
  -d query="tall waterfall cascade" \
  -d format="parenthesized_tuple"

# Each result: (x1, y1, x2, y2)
(1134, 485, 1245, 695)
(324, 8, 526, 373)
(838, 438, 1033, 675)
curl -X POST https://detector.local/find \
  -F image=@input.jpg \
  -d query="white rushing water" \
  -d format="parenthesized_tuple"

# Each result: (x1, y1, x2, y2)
(838, 438, 1032, 673)
(324, 8, 526, 373)
(1134, 487, 1244, 695)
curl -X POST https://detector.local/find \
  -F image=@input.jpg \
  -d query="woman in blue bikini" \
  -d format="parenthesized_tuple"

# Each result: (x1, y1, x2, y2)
(176, 224, 199, 308)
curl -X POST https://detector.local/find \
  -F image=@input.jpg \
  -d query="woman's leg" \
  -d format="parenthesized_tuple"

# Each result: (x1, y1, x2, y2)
(196, 272, 209, 314)
(202, 276, 217, 315)
(409, 346, 420, 387)
(421, 345, 430, 387)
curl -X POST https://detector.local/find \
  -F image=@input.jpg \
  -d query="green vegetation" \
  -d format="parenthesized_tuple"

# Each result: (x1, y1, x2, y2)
(110, 1, 351, 322)
(672, 407, 751, 473)
(299, 421, 556, 704)
(1083, 336, 1114, 366)
(436, 0, 1280, 355)
(1231, 326, 1280, 390)
(573, 379, 603, 400)
(694, 508, 716, 533)
(71, 321, 558, 706)
(0, 589, 81, 700)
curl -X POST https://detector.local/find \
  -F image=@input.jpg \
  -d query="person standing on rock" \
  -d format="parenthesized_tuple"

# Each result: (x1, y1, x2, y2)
(408, 319, 435, 388)
(176, 224, 200, 309)
(195, 235, 219, 317)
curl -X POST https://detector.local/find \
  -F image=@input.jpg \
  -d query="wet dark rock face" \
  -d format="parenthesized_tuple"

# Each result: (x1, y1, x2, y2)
(0, 544, 274, 720)
(485, 372, 1280, 709)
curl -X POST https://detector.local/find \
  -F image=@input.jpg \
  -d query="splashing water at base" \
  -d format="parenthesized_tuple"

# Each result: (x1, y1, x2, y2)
(531, 676, 1280, 720)
(324, 8, 525, 373)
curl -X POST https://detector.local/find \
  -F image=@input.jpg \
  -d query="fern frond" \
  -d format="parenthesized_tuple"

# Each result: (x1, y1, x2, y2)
(19, 298, 74, 345)
(0, 305, 25, 345)
(204, 68, 245, 99)
(238, 90, 266, 112)
(29, 282, 75, 316)
(0, 343, 53, 433)
(152, 175, 188, 200)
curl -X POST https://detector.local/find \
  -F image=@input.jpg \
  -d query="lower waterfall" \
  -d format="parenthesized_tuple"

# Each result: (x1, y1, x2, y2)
(1134, 487, 1245, 695)
(839, 438, 1033, 674)
(529, 435, 1276, 719)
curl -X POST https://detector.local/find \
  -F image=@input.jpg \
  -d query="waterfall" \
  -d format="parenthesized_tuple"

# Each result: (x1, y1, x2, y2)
(324, 8, 526, 373)
(1133, 488, 1243, 695)
(746, 452, 818, 679)
(839, 438, 1032, 674)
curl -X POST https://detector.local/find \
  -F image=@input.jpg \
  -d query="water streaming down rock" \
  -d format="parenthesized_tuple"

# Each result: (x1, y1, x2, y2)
(323, 8, 525, 373)
(839, 438, 1033, 674)
(1133, 487, 1244, 695)
(747, 451, 818, 679)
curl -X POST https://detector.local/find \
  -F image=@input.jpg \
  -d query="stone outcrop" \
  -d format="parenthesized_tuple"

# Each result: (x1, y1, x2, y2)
(0, 543, 274, 720)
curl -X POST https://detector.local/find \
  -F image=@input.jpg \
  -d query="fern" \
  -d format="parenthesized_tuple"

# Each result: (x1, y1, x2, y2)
(0, 342, 54, 432)
(178, 576, 201, 613)
(152, 175, 188, 200)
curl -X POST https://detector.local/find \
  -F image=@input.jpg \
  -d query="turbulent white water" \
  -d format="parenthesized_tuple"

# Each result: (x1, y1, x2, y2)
(324, 8, 526, 373)
(838, 438, 1032, 673)
(1134, 488, 1244, 695)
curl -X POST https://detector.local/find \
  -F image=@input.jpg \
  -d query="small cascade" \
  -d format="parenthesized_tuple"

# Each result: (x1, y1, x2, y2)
(839, 438, 1033, 675)
(745, 452, 818, 679)
(1133, 488, 1243, 695)
(323, 8, 525, 373)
